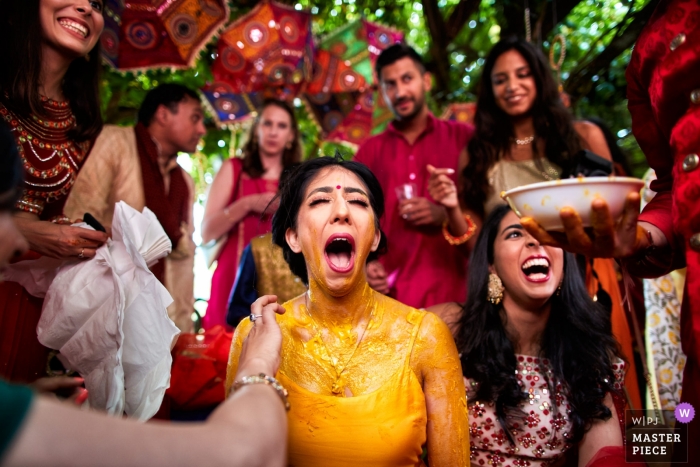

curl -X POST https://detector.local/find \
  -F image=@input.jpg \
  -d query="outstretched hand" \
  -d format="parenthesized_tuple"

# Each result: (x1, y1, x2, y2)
(237, 295, 286, 378)
(520, 192, 644, 258)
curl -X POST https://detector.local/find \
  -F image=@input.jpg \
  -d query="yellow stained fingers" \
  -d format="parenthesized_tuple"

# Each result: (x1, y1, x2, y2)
(520, 216, 561, 247)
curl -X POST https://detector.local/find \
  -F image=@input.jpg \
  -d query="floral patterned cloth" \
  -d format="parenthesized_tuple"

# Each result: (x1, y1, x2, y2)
(641, 169, 686, 411)
(466, 355, 626, 467)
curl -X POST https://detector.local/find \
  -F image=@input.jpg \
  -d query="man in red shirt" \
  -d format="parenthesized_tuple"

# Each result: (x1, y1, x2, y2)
(354, 44, 474, 308)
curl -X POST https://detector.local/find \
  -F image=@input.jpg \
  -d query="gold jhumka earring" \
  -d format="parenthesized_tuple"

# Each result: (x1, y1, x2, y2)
(487, 273, 504, 305)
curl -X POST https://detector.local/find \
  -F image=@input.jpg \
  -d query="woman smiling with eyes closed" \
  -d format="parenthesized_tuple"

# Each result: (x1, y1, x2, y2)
(225, 154, 469, 467)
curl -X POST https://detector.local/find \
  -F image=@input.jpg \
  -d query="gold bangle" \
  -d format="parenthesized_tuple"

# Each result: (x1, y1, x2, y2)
(442, 214, 477, 246)
(231, 373, 290, 411)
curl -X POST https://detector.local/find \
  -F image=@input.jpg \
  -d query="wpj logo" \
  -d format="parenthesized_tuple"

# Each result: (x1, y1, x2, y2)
(625, 407, 692, 464)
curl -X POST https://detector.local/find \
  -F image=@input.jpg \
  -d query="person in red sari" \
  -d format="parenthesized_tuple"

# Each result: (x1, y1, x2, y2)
(201, 99, 302, 330)
(0, 0, 108, 382)
(522, 0, 700, 462)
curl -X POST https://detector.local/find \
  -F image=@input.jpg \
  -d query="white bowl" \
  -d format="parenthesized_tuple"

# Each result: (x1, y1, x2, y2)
(501, 176, 645, 231)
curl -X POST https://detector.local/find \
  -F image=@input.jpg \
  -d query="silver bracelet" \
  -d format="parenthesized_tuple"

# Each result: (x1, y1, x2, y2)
(231, 373, 290, 411)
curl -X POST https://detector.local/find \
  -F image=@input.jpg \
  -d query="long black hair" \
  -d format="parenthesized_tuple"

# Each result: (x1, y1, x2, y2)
(271, 153, 387, 285)
(241, 99, 303, 179)
(0, 0, 103, 141)
(462, 36, 581, 217)
(455, 205, 621, 445)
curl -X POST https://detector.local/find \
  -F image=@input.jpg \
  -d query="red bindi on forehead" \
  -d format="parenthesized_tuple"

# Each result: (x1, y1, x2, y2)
(336, 185, 341, 189)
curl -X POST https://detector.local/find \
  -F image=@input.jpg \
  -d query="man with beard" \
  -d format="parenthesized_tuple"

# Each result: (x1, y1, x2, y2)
(64, 84, 205, 332)
(354, 44, 474, 308)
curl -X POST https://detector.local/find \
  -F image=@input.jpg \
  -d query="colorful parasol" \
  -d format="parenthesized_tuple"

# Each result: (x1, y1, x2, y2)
(441, 102, 476, 125)
(101, 0, 229, 71)
(304, 19, 403, 146)
(210, 0, 313, 96)
(200, 79, 265, 127)
(305, 89, 393, 147)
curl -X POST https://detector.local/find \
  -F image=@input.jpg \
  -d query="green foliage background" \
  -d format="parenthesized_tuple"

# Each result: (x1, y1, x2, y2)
(100, 0, 652, 201)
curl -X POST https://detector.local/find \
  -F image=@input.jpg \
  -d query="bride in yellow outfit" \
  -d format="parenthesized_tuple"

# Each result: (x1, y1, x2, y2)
(226, 154, 469, 466)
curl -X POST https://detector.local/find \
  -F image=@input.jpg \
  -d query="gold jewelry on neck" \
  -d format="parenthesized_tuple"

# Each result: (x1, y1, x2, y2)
(303, 294, 374, 396)
(514, 135, 535, 145)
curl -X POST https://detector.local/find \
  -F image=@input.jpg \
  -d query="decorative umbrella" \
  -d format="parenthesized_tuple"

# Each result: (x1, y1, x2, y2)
(305, 89, 393, 147)
(101, 0, 229, 71)
(200, 80, 265, 127)
(303, 19, 403, 146)
(210, 0, 313, 95)
(441, 102, 476, 125)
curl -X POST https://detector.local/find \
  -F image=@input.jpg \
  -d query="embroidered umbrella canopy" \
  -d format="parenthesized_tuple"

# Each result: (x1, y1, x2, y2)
(304, 89, 393, 147)
(100, 0, 229, 71)
(210, 0, 313, 96)
(303, 19, 403, 146)
(441, 102, 476, 125)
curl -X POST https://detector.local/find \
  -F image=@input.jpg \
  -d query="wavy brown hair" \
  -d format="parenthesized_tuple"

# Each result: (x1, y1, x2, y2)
(0, 0, 103, 142)
(462, 36, 581, 217)
(241, 99, 302, 178)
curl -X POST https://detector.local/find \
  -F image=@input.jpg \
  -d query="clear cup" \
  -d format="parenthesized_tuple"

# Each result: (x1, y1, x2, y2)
(395, 183, 418, 201)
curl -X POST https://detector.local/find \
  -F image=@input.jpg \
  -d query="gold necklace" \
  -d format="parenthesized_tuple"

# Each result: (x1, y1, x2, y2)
(304, 294, 374, 396)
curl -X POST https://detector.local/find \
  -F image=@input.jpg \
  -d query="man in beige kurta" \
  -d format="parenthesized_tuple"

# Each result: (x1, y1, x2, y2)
(65, 86, 204, 333)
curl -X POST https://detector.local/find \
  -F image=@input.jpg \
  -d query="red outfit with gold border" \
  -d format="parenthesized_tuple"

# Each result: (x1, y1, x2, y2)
(626, 0, 700, 462)
(0, 98, 93, 382)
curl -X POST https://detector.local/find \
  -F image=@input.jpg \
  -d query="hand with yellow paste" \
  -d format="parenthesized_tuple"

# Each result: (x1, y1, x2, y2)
(226, 154, 469, 467)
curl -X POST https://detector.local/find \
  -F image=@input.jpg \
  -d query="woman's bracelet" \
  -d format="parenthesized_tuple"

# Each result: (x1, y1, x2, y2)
(231, 373, 290, 411)
(442, 214, 477, 246)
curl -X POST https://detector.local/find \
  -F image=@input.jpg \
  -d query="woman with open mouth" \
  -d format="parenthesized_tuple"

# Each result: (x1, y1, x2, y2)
(430, 205, 637, 467)
(225, 154, 469, 466)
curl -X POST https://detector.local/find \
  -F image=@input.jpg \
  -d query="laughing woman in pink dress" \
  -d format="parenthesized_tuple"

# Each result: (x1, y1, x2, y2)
(201, 99, 302, 329)
(430, 205, 640, 466)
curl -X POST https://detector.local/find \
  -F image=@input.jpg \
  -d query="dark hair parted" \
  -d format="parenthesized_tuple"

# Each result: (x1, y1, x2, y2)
(271, 153, 387, 285)
(375, 43, 426, 81)
(240, 99, 302, 179)
(462, 36, 582, 217)
(455, 205, 621, 445)
(137, 84, 200, 126)
(0, 0, 103, 142)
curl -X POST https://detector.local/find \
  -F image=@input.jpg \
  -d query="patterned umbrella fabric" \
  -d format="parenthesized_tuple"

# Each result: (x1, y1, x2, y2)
(304, 89, 393, 147)
(304, 19, 403, 146)
(201, 90, 263, 127)
(441, 102, 476, 125)
(101, 0, 229, 71)
(211, 0, 313, 95)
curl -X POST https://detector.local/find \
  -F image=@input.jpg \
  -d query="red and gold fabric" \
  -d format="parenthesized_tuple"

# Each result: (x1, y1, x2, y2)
(0, 98, 94, 383)
(101, 0, 229, 71)
(626, 0, 700, 462)
(211, 0, 313, 96)
(0, 98, 91, 222)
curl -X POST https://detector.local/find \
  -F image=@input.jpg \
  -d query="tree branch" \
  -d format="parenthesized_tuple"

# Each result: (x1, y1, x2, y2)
(422, 0, 451, 95)
(445, 0, 481, 41)
(564, 0, 658, 100)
